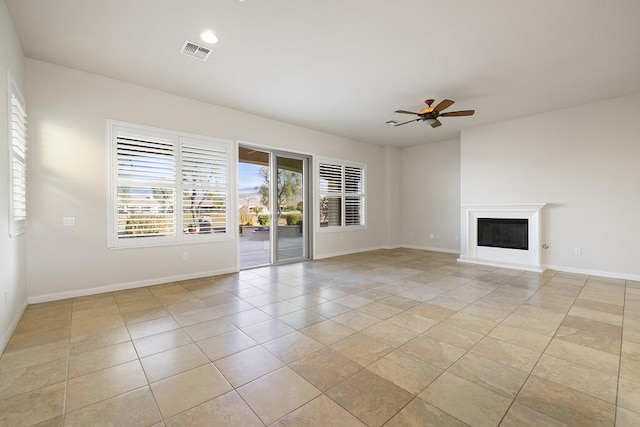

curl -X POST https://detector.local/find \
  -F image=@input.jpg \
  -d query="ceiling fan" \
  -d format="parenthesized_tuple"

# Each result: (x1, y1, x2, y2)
(394, 99, 475, 128)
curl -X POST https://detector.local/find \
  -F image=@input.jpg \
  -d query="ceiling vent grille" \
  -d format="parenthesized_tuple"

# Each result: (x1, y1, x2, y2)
(180, 41, 211, 61)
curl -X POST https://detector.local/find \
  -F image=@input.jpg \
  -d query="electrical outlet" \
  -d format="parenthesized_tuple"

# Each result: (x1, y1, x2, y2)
(182, 252, 189, 261)
(63, 217, 76, 227)
(574, 247, 582, 255)
(429, 234, 435, 239)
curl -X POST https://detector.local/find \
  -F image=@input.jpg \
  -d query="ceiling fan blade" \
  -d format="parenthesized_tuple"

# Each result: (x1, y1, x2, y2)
(431, 119, 442, 128)
(433, 99, 454, 112)
(395, 110, 419, 115)
(440, 110, 475, 117)
(394, 119, 420, 126)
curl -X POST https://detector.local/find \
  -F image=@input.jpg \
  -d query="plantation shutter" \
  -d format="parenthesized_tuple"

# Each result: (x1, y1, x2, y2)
(115, 135, 177, 239)
(344, 166, 364, 226)
(9, 79, 27, 236)
(181, 139, 229, 234)
(319, 163, 343, 227)
(10, 91, 27, 222)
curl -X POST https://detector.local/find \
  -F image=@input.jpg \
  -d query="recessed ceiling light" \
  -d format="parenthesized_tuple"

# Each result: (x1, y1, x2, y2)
(200, 31, 219, 44)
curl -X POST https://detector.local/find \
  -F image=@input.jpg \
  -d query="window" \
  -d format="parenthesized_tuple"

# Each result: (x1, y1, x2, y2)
(8, 74, 27, 237)
(107, 121, 233, 248)
(318, 159, 365, 229)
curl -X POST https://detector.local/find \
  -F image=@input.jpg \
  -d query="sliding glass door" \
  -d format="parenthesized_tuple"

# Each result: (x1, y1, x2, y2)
(238, 146, 309, 268)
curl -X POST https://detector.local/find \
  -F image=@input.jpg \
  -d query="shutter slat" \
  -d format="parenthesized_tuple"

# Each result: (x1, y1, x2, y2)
(345, 196, 364, 226)
(116, 136, 176, 182)
(10, 88, 28, 224)
(345, 166, 363, 194)
(116, 186, 176, 238)
(319, 163, 343, 193)
(182, 142, 229, 191)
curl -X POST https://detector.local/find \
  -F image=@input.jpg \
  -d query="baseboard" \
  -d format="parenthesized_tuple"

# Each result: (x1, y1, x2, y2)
(314, 246, 387, 260)
(0, 298, 29, 356)
(27, 267, 238, 304)
(544, 264, 640, 282)
(401, 244, 461, 254)
(383, 244, 403, 250)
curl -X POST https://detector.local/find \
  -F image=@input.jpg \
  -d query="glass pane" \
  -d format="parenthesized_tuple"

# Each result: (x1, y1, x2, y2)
(276, 156, 305, 262)
(238, 147, 271, 269)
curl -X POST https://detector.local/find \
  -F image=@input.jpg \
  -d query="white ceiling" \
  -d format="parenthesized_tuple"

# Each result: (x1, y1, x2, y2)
(6, 0, 640, 147)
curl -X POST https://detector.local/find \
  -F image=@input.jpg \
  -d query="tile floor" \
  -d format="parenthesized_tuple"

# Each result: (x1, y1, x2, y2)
(1, 248, 639, 426)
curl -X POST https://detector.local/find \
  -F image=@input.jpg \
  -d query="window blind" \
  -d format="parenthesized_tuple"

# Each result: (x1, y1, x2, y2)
(9, 79, 27, 236)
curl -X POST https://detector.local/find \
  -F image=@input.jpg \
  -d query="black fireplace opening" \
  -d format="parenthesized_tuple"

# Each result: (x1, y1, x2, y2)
(478, 218, 529, 250)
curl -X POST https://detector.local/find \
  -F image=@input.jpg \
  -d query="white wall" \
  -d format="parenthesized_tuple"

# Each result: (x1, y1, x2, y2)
(400, 138, 461, 253)
(25, 59, 387, 302)
(384, 145, 402, 249)
(461, 93, 640, 279)
(0, 0, 27, 353)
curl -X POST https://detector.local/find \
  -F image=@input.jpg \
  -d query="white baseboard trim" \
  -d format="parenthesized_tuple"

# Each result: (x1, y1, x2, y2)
(544, 264, 640, 282)
(383, 244, 403, 250)
(0, 298, 29, 355)
(401, 244, 461, 254)
(28, 267, 238, 304)
(314, 246, 387, 260)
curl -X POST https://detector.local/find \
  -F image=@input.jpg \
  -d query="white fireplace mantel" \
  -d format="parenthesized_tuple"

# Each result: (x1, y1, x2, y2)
(458, 203, 546, 272)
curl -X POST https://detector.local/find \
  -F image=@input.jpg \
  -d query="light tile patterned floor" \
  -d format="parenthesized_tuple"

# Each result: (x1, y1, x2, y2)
(1, 249, 639, 426)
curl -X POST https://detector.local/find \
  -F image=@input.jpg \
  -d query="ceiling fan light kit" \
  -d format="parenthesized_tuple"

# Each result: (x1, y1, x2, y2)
(393, 99, 475, 128)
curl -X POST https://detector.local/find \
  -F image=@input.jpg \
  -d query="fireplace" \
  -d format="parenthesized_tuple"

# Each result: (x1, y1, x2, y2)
(458, 204, 545, 272)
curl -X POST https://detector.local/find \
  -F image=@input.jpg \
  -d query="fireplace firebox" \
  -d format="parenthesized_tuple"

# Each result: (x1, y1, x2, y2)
(477, 218, 528, 250)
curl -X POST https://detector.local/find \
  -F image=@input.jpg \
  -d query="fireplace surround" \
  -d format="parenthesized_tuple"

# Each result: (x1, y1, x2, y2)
(458, 204, 545, 272)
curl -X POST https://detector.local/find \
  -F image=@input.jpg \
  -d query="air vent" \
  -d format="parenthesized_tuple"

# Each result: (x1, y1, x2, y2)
(180, 41, 211, 61)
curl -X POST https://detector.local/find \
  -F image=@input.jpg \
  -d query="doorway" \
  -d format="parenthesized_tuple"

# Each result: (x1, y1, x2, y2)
(238, 146, 310, 269)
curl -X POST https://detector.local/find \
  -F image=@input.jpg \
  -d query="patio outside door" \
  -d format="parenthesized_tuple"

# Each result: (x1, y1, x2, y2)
(238, 147, 309, 269)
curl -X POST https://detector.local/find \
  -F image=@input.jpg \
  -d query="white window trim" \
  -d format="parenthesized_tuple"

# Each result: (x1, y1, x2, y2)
(106, 120, 235, 249)
(8, 72, 27, 237)
(316, 157, 366, 233)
